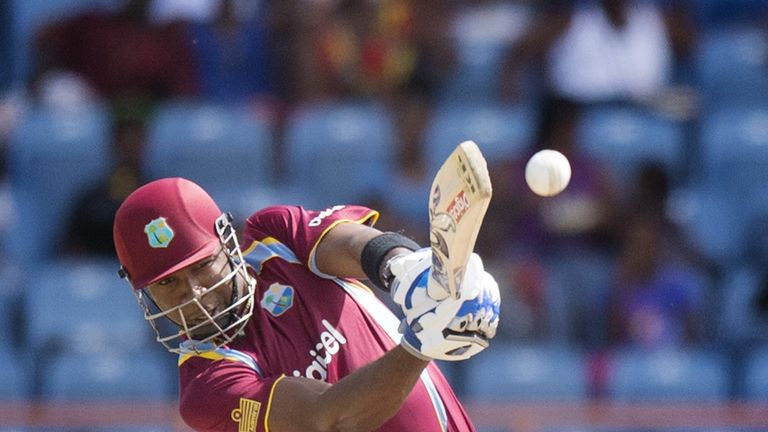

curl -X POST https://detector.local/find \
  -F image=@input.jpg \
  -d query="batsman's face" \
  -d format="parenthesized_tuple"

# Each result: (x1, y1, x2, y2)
(146, 249, 236, 337)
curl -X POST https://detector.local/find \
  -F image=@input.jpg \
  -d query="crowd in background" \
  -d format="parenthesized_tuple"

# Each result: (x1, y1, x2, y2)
(2, 0, 768, 404)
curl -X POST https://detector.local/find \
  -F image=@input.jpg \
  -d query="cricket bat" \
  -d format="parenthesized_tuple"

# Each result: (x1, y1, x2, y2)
(427, 140, 492, 300)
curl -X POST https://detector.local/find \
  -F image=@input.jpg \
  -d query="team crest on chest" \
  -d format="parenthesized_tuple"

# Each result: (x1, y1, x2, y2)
(260, 283, 294, 316)
(144, 217, 174, 248)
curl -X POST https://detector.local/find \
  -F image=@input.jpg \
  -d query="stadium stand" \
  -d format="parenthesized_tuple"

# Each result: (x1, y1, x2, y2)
(6, 104, 111, 264)
(282, 101, 397, 209)
(464, 343, 588, 402)
(606, 348, 730, 401)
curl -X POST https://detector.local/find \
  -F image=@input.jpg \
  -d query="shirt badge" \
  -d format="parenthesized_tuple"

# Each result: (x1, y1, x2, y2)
(144, 217, 174, 248)
(260, 283, 294, 316)
(231, 397, 261, 432)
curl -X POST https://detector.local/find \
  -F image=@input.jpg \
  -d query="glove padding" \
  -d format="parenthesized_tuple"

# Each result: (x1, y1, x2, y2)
(389, 249, 500, 361)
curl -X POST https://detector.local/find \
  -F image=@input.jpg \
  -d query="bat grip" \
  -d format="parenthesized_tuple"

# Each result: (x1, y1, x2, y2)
(427, 274, 453, 301)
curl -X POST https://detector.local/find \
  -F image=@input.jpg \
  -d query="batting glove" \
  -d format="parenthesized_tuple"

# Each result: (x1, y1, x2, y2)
(389, 249, 500, 361)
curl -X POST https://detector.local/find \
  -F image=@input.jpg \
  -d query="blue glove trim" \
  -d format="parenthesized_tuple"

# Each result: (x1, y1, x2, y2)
(402, 324, 422, 351)
(404, 269, 430, 309)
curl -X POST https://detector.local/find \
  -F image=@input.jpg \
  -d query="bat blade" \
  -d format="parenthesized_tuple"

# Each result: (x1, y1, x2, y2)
(427, 140, 492, 300)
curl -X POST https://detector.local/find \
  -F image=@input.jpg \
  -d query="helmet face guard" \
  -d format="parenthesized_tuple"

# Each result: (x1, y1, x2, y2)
(122, 213, 255, 354)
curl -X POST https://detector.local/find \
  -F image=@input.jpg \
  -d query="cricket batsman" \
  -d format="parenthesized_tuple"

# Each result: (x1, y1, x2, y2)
(113, 177, 500, 431)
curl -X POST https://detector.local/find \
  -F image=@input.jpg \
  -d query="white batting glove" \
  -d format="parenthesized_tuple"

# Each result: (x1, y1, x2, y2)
(389, 249, 500, 361)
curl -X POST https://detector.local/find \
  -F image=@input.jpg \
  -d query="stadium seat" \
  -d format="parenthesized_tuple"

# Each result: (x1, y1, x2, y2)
(700, 104, 768, 195)
(695, 104, 768, 263)
(24, 258, 152, 355)
(0, 349, 31, 399)
(743, 345, 768, 400)
(464, 344, 588, 402)
(7, 104, 112, 264)
(0, 263, 22, 350)
(144, 102, 275, 187)
(423, 102, 537, 173)
(666, 185, 748, 267)
(695, 0, 768, 27)
(606, 348, 729, 401)
(695, 25, 768, 104)
(716, 266, 768, 346)
(440, 2, 533, 102)
(40, 349, 175, 401)
(282, 101, 397, 209)
(10, 0, 121, 83)
(380, 101, 537, 225)
(577, 105, 685, 190)
(144, 102, 277, 217)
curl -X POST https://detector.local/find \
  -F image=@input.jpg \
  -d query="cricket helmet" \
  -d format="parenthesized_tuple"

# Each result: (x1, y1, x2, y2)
(113, 177, 255, 353)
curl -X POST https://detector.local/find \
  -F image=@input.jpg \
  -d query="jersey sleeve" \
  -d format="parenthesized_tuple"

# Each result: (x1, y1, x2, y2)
(242, 205, 379, 278)
(179, 357, 284, 432)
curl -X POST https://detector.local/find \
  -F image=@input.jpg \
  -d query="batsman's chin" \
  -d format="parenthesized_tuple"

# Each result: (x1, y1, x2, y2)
(185, 316, 231, 340)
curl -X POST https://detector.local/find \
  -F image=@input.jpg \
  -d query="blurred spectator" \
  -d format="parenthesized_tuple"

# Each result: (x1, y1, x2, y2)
(604, 159, 712, 349)
(150, 0, 220, 24)
(606, 214, 707, 348)
(62, 116, 148, 257)
(298, 0, 452, 101)
(0, 93, 17, 257)
(33, 0, 198, 112)
(488, 255, 552, 342)
(628, 161, 716, 277)
(500, 0, 695, 105)
(443, 0, 535, 101)
(481, 98, 624, 345)
(187, 0, 277, 103)
(296, 0, 453, 171)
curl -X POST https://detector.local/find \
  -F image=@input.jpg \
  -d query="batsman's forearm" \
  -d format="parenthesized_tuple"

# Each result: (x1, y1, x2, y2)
(318, 346, 428, 431)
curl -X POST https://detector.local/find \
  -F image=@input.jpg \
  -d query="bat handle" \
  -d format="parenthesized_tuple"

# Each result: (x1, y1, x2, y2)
(427, 273, 454, 301)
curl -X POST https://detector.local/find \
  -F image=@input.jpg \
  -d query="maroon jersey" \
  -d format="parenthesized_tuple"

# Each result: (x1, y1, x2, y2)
(177, 205, 475, 432)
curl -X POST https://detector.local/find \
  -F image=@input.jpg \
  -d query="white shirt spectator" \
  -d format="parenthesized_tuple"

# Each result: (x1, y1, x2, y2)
(546, 1, 673, 103)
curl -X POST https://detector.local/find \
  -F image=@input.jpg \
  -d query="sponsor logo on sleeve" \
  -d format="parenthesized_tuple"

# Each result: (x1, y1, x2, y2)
(260, 283, 294, 316)
(291, 319, 347, 382)
(308, 205, 346, 227)
(231, 398, 261, 432)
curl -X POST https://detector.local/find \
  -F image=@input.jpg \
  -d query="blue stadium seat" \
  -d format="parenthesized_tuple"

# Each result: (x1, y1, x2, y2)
(10, 0, 122, 83)
(423, 102, 537, 173)
(717, 266, 768, 346)
(0, 263, 22, 350)
(40, 349, 175, 401)
(440, 2, 533, 102)
(144, 102, 280, 220)
(144, 102, 275, 196)
(577, 105, 685, 190)
(696, 104, 768, 263)
(606, 348, 729, 401)
(694, 0, 768, 27)
(388, 100, 536, 231)
(666, 185, 748, 267)
(743, 345, 768, 400)
(464, 344, 588, 402)
(0, 349, 31, 399)
(695, 25, 768, 104)
(24, 258, 152, 355)
(6, 104, 111, 264)
(700, 104, 768, 195)
(283, 101, 397, 208)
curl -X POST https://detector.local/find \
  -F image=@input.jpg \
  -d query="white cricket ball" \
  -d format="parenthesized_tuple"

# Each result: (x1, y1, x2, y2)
(525, 149, 572, 197)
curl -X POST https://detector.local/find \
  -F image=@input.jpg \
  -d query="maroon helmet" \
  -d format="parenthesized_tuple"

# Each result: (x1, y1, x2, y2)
(114, 177, 255, 353)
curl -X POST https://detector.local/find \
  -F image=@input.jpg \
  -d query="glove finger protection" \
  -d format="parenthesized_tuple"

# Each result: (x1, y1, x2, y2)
(389, 250, 500, 361)
(448, 268, 500, 339)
